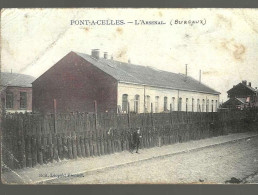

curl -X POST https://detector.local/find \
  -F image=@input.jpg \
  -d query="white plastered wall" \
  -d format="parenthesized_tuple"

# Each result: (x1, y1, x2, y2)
(117, 82, 220, 113)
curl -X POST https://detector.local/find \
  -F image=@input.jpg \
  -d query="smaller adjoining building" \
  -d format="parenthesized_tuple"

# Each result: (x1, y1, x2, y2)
(0, 72, 35, 113)
(222, 80, 258, 110)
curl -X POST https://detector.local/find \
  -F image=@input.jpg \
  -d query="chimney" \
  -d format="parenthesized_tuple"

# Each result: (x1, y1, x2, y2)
(248, 82, 251, 87)
(104, 52, 108, 59)
(185, 64, 188, 76)
(199, 70, 201, 83)
(242, 80, 247, 85)
(91, 49, 100, 59)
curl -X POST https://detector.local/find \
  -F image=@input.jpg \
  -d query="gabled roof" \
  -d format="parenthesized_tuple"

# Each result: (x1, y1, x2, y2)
(75, 52, 220, 95)
(227, 82, 257, 94)
(0, 72, 35, 87)
(222, 97, 247, 107)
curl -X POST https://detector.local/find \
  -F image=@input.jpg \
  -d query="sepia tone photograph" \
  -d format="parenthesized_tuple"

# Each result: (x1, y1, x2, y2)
(1, 8, 258, 184)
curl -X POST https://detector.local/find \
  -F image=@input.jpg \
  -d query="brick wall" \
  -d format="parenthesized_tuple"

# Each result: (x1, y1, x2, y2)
(32, 52, 118, 114)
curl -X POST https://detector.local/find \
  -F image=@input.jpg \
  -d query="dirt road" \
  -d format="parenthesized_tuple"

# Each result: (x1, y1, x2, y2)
(47, 136, 258, 184)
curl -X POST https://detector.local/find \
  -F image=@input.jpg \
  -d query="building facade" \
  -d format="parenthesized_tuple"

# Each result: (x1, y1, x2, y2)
(0, 72, 35, 113)
(32, 50, 220, 114)
(117, 83, 219, 113)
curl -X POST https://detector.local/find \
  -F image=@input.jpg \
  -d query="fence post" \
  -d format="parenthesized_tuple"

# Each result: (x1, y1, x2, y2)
(127, 102, 131, 128)
(94, 100, 100, 156)
(151, 103, 154, 127)
(94, 100, 98, 128)
(53, 99, 57, 134)
(170, 104, 173, 126)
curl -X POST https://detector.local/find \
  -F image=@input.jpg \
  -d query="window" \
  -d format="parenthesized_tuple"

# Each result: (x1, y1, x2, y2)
(202, 99, 205, 112)
(178, 98, 182, 111)
(134, 95, 140, 113)
(122, 94, 128, 113)
(207, 99, 209, 112)
(20, 92, 27, 109)
(192, 98, 195, 112)
(6, 91, 13, 109)
(211, 100, 214, 112)
(164, 96, 168, 111)
(197, 99, 200, 112)
(172, 97, 175, 111)
(186, 98, 188, 112)
(215, 100, 218, 112)
(155, 96, 159, 113)
(146, 95, 150, 112)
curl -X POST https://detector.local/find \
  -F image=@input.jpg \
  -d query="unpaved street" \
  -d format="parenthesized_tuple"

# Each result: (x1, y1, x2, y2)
(48, 136, 258, 184)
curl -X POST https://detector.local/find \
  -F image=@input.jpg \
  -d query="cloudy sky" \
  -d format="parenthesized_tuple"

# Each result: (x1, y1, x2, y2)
(1, 8, 258, 101)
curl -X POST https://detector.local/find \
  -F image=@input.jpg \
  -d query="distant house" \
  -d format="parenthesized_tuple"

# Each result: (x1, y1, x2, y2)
(222, 80, 258, 109)
(0, 72, 35, 113)
(32, 50, 220, 114)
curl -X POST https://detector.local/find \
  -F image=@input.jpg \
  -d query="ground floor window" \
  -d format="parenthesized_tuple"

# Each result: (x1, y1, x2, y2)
(178, 98, 182, 111)
(202, 99, 205, 112)
(186, 98, 188, 112)
(122, 94, 128, 113)
(207, 99, 209, 112)
(172, 97, 175, 111)
(20, 92, 27, 109)
(197, 99, 200, 112)
(164, 96, 168, 111)
(211, 100, 214, 112)
(192, 98, 195, 112)
(6, 91, 13, 109)
(146, 95, 150, 112)
(155, 96, 159, 113)
(134, 95, 140, 113)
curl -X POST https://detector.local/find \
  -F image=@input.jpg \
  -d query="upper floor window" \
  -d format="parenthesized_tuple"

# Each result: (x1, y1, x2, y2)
(134, 95, 140, 113)
(6, 91, 13, 109)
(155, 96, 159, 113)
(122, 94, 128, 113)
(164, 96, 168, 111)
(20, 92, 27, 109)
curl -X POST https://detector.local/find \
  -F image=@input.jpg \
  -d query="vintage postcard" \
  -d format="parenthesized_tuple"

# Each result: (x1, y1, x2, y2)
(1, 8, 258, 184)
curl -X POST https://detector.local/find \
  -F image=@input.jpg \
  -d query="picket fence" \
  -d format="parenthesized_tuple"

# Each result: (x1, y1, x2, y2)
(2, 109, 258, 170)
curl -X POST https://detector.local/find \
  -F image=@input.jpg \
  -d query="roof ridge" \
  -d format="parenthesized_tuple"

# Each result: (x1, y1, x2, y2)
(74, 51, 220, 95)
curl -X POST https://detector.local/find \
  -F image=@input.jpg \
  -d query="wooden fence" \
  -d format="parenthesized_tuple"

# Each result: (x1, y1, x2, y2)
(2, 109, 258, 171)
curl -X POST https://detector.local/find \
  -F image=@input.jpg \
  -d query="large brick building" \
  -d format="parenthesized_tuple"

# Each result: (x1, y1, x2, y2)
(32, 50, 220, 114)
(0, 72, 35, 113)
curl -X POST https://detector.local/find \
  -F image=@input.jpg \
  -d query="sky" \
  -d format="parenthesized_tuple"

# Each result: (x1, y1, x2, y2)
(1, 8, 258, 102)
